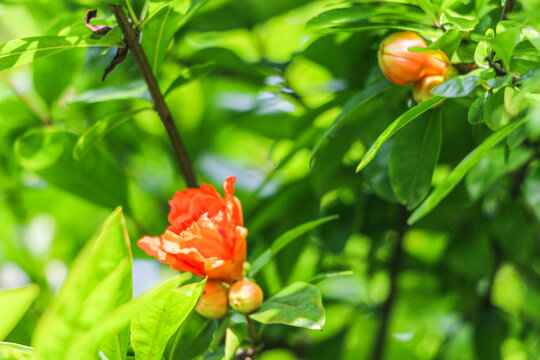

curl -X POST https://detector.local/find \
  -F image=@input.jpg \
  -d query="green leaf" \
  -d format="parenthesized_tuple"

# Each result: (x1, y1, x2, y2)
(0, 342, 33, 360)
(408, 117, 528, 224)
(320, 24, 442, 37)
(0, 285, 39, 341)
(142, 0, 208, 75)
(466, 146, 533, 200)
(307, 6, 431, 29)
(33, 49, 84, 107)
(164, 313, 216, 360)
(415, 0, 438, 24)
(311, 81, 393, 163)
(66, 275, 190, 360)
(0, 35, 119, 72)
(164, 62, 216, 97)
(250, 282, 325, 330)
(249, 216, 338, 277)
(474, 28, 494, 69)
(14, 127, 128, 208)
(468, 93, 488, 124)
(431, 69, 493, 98)
(33, 208, 132, 360)
(524, 162, 540, 222)
(356, 96, 444, 172)
(522, 27, 540, 53)
(69, 80, 151, 104)
(224, 323, 246, 360)
(389, 109, 442, 209)
(439, 9, 478, 31)
(131, 278, 205, 360)
(488, 27, 520, 71)
(483, 88, 509, 130)
(428, 28, 462, 56)
(364, 140, 397, 203)
(73, 108, 152, 160)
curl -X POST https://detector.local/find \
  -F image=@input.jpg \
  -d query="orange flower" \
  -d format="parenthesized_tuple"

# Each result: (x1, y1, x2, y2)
(378, 31, 448, 86)
(138, 177, 247, 283)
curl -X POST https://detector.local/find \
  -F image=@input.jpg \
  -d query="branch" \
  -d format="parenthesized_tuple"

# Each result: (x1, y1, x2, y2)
(501, 0, 517, 21)
(371, 208, 408, 360)
(109, 4, 198, 188)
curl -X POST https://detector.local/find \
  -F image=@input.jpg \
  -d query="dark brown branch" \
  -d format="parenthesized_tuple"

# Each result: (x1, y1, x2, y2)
(501, 0, 517, 20)
(371, 208, 408, 360)
(109, 4, 198, 188)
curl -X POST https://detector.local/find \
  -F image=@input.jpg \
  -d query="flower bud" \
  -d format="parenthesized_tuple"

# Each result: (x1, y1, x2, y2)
(378, 31, 448, 86)
(228, 279, 263, 314)
(413, 75, 445, 104)
(196, 281, 228, 319)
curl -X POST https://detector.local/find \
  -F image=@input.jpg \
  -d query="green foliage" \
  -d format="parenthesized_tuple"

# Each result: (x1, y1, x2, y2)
(1, 0, 540, 359)
(0, 342, 33, 360)
(32, 207, 132, 360)
(130, 277, 205, 360)
(389, 109, 442, 209)
(0, 35, 120, 72)
(249, 215, 338, 277)
(356, 96, 444, 172)
(0, 285, 39, 341)
(250, 282, 325, 330)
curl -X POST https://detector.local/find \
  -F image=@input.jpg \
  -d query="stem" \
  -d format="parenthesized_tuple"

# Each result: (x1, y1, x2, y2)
(501, 0, 517, 20)
(371, 208, 407, 360)
(245, 314, 259, 346)
(109, 4, 198, 188)
(208, 314, 230, 352)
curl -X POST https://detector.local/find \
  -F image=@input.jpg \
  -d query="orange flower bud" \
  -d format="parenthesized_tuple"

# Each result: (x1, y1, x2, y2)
(228, 280, 263, 314)
(413, 75, 445, 104)
(378, 32, 448, 86)
(196, 281, 229, 319)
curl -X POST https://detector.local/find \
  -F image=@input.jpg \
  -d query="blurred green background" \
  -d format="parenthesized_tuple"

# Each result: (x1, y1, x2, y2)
(1, 0, 540, 359)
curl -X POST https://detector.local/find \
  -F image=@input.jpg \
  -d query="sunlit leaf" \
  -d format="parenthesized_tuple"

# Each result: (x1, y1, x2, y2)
(164, 62, 216, 97)
(66, 275, 190, 360)
(33, 208, 132, 360)
(0, 342, 33, 360)
(250, 282, 325, 330)
(0, 285, 39, 341)
(0, 35, 120, 71)
(224, 323, 246, 360)
(142, 0, 209, 74)
(131, 277, 205, 360)
(439, 9, 478, 31)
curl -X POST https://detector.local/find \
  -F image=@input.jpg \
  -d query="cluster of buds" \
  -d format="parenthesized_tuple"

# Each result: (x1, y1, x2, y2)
(196, 279, 264, 318)
(378, 31, 454, 103)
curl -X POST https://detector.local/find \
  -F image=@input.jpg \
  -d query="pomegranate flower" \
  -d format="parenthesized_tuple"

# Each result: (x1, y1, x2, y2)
(138, 177, 247, 283)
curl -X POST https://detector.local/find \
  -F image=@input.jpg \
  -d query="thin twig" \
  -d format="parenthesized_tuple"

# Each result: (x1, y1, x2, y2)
(245, 313, 259, 346)
(109, 4, 198, 188)
(501, 0, 517, 21)
(371, 208, 408, 360)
